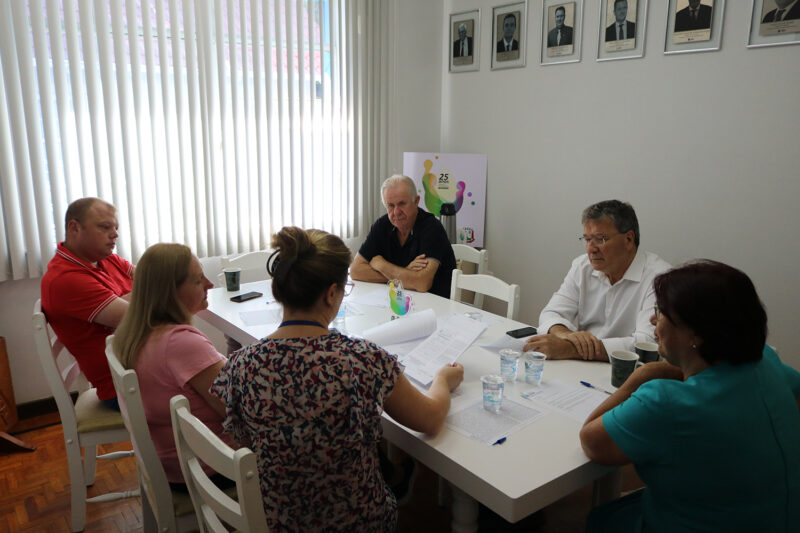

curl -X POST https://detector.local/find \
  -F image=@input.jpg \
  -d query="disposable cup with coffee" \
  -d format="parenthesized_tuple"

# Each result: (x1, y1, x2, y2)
(634, 341, 660, 364)
(223, 267, 242, 292)
(610, 350, 642, 388)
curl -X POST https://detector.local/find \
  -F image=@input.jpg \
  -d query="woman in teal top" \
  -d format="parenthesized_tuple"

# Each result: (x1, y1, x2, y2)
(580, 260, 800, 533)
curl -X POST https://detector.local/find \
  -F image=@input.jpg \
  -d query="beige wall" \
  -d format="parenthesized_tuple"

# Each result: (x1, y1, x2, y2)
(438, 0, 800, 369)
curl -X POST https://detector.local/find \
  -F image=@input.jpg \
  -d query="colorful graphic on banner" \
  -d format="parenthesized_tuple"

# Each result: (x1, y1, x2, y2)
(389, 279, 412, 317)
(404, 152, 488, 248)
(421, 159, 467, 215)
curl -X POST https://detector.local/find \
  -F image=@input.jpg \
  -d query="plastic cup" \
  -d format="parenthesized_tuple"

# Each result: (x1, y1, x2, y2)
(610, 350, 641, 387)
(634, 341, 660, 364)
(464, 311, 482, 321)
(331, 306, 346, 334)
(481, 374, 504, 413)
(523, 351, 547, 385)
(499, 349, 520, 382)
(223, 267, 241, 292)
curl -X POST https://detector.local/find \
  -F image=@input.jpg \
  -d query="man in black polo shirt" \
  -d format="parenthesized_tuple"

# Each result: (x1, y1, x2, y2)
(350, 175, 457, 298)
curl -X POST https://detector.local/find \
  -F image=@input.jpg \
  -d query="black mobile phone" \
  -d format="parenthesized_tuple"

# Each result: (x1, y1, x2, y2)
(230, 291, 262, 303)
(506, 326, 537, 338)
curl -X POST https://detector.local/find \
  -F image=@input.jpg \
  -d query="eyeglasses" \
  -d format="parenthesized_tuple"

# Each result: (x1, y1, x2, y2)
(578, 233, 620, 246)
(344, 281, 354, 296)
(653, 305, 662, 321)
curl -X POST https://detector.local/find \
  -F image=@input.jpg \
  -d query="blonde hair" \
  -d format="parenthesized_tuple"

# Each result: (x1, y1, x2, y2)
(113, 243, 194, 369)
(268, 227, 351, 310)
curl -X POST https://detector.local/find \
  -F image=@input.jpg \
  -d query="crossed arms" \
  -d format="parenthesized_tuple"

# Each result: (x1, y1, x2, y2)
(350, 253, 441, 293)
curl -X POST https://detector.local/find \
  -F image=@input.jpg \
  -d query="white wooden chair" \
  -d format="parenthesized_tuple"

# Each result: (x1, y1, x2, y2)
(451, 244, 489, 308)
(32, 300, 138, 532)
(105, 337, 198, 533)
(219, 250, 271, 286)
(450, 269, 520, 320)
(170, 395, 267, 532)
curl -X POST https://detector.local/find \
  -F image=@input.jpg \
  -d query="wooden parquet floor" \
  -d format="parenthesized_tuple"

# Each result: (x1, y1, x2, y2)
(0, 423, 141, 533)
(0, 420, 643, 532)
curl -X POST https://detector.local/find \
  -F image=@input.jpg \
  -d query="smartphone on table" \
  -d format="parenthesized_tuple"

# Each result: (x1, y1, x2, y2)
(230, 291, 262, 303)
(506, 326, 537, 338)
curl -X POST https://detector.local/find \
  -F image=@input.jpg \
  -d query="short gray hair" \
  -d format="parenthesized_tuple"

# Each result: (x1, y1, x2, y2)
(581, 199, 640, 247)
(458, 23, 467, 33)
(381, 175, 416, 204)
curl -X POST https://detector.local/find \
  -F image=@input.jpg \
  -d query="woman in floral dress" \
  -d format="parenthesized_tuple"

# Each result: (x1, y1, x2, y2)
(212, 226, 464, 532)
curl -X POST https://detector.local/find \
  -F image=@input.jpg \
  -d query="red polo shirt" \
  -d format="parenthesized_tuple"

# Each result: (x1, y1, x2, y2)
(41, 243, 134, 400)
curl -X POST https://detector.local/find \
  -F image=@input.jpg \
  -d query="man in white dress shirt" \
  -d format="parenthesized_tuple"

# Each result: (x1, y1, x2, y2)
(524, 200, 670, 361)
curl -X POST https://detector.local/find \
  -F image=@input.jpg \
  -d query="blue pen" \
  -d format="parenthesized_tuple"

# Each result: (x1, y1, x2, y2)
(580, 380, 613, 395)
(492, 437, 506, 446)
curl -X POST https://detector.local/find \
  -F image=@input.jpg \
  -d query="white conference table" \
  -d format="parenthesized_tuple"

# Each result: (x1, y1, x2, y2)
(199, 279, 620, 532)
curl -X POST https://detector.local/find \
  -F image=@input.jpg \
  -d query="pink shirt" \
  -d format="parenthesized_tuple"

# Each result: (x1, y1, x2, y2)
(135, 324, 228, 482)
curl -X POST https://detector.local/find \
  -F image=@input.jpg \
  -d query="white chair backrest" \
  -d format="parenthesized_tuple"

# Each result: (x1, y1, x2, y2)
(106, 336, 190, 532)
(451, 245, 489, 308)
(451, 244, 489, 274)
(170, 395, 267, 533)
(219, 251, 271, 285)
(32, 299, 85, 433)
(450, 269, 520, 320)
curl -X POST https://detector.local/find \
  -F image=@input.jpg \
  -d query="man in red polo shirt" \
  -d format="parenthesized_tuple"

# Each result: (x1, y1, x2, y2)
(41, 198, 134, 409)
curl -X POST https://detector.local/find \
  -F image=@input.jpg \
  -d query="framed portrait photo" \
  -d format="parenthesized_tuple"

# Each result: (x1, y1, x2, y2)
(665, 0, 725, 55)
(597, 0, 649, 61)
(541, 0, 584, 65)
(450, 9, 481, 72)
(492, 1, 528, 70)
(747, 0, 800, 48)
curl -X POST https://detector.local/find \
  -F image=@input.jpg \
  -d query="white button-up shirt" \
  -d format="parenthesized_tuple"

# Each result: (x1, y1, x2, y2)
(538, 250, 671, 355)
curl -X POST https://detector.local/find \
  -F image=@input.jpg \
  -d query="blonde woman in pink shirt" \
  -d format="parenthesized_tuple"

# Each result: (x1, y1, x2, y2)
(113, 243, 235, 492)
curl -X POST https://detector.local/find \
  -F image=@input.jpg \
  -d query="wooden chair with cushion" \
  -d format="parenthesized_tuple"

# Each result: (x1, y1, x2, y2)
(105, 336, 198, 533)
(170, 395, 267, 533)
(450, 269, 520, 320)
(32, 300, 138, 532)
(451, 244, 489, 308)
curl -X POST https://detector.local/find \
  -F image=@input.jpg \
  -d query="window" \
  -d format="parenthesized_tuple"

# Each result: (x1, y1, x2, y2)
(0, 0, 388, 281)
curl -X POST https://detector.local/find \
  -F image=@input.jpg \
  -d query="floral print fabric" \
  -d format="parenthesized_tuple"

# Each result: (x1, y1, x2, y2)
(212, 331, 402, 532)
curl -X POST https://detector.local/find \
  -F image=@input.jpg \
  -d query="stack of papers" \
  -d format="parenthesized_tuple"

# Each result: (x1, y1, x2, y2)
(520, 380, 608, 422)
(362, 309, 487, 386)
(446, 398, 546, 445)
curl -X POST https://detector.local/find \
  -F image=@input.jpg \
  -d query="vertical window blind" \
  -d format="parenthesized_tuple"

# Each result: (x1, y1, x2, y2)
(0, 0, 389, 281)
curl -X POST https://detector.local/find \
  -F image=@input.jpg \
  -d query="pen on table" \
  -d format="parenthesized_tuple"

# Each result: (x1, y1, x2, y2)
(492, 437, 506, 446)
(580, 381, 613, 395)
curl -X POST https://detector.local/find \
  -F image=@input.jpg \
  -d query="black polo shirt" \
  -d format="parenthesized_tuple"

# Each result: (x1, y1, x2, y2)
(358, 209, 457, 298)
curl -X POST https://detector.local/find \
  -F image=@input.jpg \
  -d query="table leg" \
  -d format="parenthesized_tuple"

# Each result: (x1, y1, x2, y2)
(592, 468, 622, 507)
(450, 484, 479, 533)
(387, 442, 401, 462)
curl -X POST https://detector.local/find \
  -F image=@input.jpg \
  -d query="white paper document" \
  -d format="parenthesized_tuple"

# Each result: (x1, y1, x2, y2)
(239, 304, 283, 327)
(349, 287, 389, 308)
(520, 379, 607, 422)
(362, 308, 437, 346)
(462, 310, 504, 327)
(478, 334, 526, 354)
(382, 337, 426, 359)
(446, 398, 546, 445)
(401, 313, 487, 386)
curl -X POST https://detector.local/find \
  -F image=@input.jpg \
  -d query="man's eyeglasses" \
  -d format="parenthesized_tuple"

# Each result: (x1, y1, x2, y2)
(344, 281, 354, 296)
(653, 305, 661, 321)
(578, 233, 620, 246)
